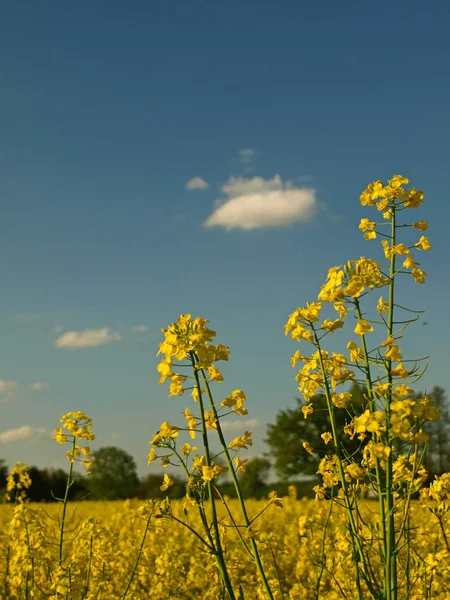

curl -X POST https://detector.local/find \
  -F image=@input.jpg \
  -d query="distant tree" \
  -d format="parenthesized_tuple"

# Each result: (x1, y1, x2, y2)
(265, 384, 367, 479)
(420, 386, 450, 477)
(26, 467, 49, 501)
(0, 459, 7, 489)
(137, 473, 185, 499)
(88, 446, 139, 500)
(41, 468, 88, 501)
(4, 466, 88, 503)
(239, 457, 271, 499)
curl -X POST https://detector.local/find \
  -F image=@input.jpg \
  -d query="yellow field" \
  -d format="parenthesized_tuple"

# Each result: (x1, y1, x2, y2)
(0, 495, 449, 599)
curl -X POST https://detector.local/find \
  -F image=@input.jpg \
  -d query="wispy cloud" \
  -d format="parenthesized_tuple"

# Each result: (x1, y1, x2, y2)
(185, 176, 209, 190)
(30, 382, 49, 391)
(0, 378, 49, 401)
(0, 425, 48, 444)
(130, 324, 148, 333)
(0, 379, 18, 402)
(0, 379, 18, 394)
(204, 174, 316, 231)
(237, 148, 255, 164)
(221, 418, 261, 431)
(54, 328, 122, 349)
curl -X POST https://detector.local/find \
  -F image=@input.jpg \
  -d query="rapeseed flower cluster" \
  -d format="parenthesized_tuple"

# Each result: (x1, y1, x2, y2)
(1, 497, 450, 598)
(284, 174, 440, 599)
(2, 175, 448, 599)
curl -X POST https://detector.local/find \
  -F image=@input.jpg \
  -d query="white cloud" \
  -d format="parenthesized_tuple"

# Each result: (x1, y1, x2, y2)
(185, 176, 209, 190)
(0, 425, 48, 444)
(204, 174, 316, 231)
(0, 379, 18, 395)
(54, 327, 122, 349)
(130, 324, 148, 333)
(0, 378, 18, 402)
(30, 382, 49, 391)
(238, 148, 255, 164)
(221, 418, 261, 431)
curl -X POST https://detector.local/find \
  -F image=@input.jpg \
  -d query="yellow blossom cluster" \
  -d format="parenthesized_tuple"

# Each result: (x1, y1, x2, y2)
(5, 462, 32, 504)
(53, 411, 94, 473)
(1, 496, 450, 599)
(359, 175, 430, 285)
(156, 314, 229, 397)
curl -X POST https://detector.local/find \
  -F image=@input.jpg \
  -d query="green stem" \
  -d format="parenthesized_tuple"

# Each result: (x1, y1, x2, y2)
(23, 511, 35, 597)
(214, 486, 254, 560)
(81, 534, 93, 599)
(314, 497, 333, 599)
(437, 516, 450, 553)
(385, 205, 397, 600)
(59, 437, 75, 567)
(314, 331, 379, 599)
(94, 563, 105, 600)
(121, 515, 151, 599)
(197, 360, 275, 600)
(355, 299, 387, 562)
(169, 513, 215, 551)
(191, 352, 236, 600)
(171, 447, 217, 553)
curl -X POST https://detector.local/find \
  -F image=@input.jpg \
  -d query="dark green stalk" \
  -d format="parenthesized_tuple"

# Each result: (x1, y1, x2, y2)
(314, 497, 333, 599)
(197, 361, 275, 600)
(355, 299, 387, 562)
(59, 437, 75, 567)
(121, 515, 151, 599)
(81, 534, 94, 599)
(314, 331, 380, 599)
(171, 446, 217, 553)
(190, 352, 236, 600)
(385, 204, 398, 600)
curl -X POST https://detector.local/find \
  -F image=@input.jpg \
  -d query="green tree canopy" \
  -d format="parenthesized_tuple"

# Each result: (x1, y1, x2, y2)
(88, 446, 139, 500)
(420, 386, 450, 478)
(137, 473, 185, 499)
(238, 457, 271, 499)
(0, 459, 7, 494)
(265, 384, 367, 479)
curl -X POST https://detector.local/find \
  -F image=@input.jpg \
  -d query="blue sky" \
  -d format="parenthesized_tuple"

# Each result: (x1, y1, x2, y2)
(1, 0, 449, 476)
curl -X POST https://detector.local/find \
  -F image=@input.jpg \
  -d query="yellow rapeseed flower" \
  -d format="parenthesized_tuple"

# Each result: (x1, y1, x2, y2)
(354, 320, 374, 336)
(160, 473, 174, 491)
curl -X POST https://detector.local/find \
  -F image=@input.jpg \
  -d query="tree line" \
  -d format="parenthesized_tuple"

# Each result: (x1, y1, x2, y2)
(1, 385, 448, 501)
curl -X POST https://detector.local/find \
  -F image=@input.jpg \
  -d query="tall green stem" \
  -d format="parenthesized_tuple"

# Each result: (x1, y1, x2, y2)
(121, 516, 151, 599)
(197, 362, 275, 600)
(59, 437, 75, 567)
(355, 299, 387, 562)
(385, 205, 398, 600)
(315, 333, 379, 599)
(190, 353, 236, 600)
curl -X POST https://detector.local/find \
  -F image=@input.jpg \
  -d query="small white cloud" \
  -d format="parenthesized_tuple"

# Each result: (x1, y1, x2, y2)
(131, 325, 148, 333)
(30, 382, 49, 391)
(0, 378, 18, 402)
(0, 379, 18, 395)
(54, 327, 122, 349)
(204, 174, 316, 231)
(185, 176, 209, 191)
(238, 148, 255, 164)
(221, 418, 261, 431)
(0, 425, 48, 444)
